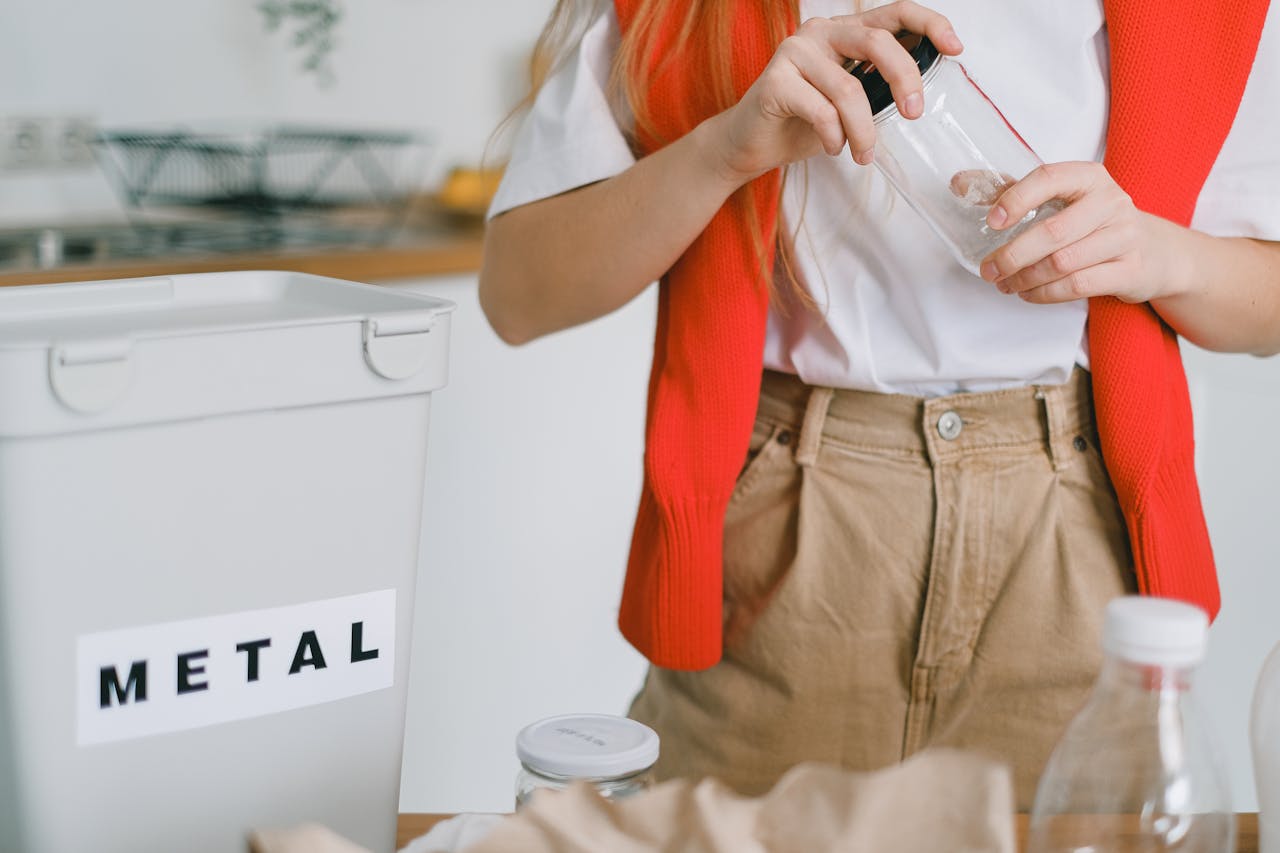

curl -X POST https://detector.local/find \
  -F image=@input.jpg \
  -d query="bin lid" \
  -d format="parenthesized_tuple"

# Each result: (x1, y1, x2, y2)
(0, 270, 455, 437)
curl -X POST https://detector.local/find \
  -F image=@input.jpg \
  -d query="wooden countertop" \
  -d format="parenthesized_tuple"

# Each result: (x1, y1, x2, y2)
(0, 214, 484, 288)
(395, 812, 1261, 851)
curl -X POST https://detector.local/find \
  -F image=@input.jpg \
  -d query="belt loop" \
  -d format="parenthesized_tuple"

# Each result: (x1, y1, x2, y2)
(796, 387, 834, 468)
(1038, 384, 1069, 472)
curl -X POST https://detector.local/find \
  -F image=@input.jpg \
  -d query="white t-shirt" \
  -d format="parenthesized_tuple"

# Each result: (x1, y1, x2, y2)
(490, 0, 1280, 396)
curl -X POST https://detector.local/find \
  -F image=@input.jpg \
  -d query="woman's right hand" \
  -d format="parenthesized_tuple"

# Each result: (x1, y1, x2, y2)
(708, 0, 963, 185)
(481, 1, 962, 345)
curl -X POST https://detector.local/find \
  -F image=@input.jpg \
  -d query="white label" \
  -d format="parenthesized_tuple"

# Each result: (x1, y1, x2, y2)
(76, 589, 395, 745)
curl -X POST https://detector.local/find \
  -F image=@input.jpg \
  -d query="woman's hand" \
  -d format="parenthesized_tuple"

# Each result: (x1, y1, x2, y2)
(978, 162, 1179, 304)
(704, 1, 963, 186)
(979, 161, 1280, 355)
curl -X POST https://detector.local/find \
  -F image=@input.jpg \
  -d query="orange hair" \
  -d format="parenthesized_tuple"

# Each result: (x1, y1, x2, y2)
(515, 0, 808, 301)
(521, 1, 797, 142)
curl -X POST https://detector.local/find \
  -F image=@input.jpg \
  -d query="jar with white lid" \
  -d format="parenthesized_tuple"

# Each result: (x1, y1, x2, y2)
(847, 34, 1065, 275)
(514, 713, 659, 807)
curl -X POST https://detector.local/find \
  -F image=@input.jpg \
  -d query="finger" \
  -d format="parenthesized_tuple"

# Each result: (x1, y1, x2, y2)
(988, 162, 1103, 230)
(1015, 260, 1131, 305)
(793, 16, 848, 63)
(853, 1, 964, 54)
(757, 59, 849, 156)
(995, 226, 1133, 294)
(829, 24, 930, 119)
(774, 78, 847, 156)
(784, 36, 878, 159)
(980, 193, 1116, 282)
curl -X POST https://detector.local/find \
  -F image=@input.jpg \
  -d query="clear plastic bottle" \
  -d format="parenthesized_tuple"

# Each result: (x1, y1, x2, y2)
(1252, 639, 1280, 853)
(848, 35, 1064, 275)
(514, 713, 659, 808)
(1027, 597, 1234, 853)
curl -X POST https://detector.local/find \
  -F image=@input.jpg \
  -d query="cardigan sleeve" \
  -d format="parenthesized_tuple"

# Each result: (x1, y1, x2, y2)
(487, 7, 636, 221)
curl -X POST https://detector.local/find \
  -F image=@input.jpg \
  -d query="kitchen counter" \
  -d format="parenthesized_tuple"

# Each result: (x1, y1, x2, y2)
(0, 207, 484, 288)
(395, 812, 1261, 851)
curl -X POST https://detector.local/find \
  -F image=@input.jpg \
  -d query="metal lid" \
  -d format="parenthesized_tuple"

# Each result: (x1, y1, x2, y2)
(845, 33, 941, 116)
(1103, 596, 1209, 667)
(516, 714, 659, 780)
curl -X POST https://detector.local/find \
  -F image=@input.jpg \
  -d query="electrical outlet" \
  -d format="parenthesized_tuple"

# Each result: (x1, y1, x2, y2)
(0, 116, 98, 171)
(0, 118, 47, 170)
(55, 117, 97, 167)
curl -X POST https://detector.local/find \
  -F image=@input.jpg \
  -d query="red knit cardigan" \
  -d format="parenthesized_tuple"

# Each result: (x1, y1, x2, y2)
(614, 0, 1271, 670)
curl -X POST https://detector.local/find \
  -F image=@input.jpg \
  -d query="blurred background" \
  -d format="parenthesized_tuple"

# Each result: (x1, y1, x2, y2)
(3, 0, 1278, 818)
(1, 0, 544, 223)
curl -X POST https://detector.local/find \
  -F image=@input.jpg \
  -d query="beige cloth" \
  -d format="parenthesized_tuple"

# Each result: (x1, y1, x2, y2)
(466, 749, 1014, 853)
(630, 368, 1135, 809)
(247, 749, 1014, 853)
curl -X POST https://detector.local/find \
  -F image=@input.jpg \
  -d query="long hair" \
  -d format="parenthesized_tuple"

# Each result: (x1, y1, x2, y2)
(515, 0, 811, 302)
(519, 0, 797, 138)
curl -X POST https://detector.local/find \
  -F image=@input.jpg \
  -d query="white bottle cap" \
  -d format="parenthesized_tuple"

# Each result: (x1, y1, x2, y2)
(1103, 596, 1209, 667)
(516, 714, 660, 780)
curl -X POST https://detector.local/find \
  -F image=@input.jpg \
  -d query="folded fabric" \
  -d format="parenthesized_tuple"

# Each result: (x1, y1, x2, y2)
(248, 748, 1014, 853)
(464, 748, 1015, 853)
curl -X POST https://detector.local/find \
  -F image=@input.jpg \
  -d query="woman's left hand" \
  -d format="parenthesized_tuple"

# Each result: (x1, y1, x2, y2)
(978, 161, 1175, 304)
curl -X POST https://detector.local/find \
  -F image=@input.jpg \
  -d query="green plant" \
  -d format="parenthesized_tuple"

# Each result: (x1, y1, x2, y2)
(258, 0, 343, 85)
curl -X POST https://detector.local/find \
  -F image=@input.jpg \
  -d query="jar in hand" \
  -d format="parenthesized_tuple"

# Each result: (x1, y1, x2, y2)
(847, 35, 1065, 275)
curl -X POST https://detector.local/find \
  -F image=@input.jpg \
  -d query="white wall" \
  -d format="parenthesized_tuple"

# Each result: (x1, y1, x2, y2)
(8, 0, 1280, 818)
(389, 275, 652, 814)
(1186, 345, 1280, 812)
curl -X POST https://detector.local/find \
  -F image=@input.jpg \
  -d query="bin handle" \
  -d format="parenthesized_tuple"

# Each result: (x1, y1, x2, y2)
(362, 316, 438, 380)
(49, 340, 134, 414)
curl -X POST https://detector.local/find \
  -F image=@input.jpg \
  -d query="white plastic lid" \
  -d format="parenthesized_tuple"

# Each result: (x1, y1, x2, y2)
(516, 714, 659, 780)
(1102, 596, 1209, 667)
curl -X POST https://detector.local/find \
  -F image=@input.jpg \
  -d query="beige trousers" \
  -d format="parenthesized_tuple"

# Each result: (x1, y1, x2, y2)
(628, 368, 1136, 810)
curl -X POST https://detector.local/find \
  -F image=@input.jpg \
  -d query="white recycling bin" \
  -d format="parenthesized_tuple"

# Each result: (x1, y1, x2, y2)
(0, 271, 454, 853)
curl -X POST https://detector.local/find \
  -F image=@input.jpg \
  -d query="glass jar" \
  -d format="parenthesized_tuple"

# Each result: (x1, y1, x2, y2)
(514, 713, 659, 808)
(1026, 597, 1234, 853)
(848, 35, 1064, 275)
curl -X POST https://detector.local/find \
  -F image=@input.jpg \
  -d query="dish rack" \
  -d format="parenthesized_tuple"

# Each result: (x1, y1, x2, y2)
(92, 125, 432, 246)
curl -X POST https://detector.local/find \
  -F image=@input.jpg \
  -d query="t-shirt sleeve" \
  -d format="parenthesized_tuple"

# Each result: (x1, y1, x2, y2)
(487, 7, 637, 220)
(1191, 3, 1280, 240)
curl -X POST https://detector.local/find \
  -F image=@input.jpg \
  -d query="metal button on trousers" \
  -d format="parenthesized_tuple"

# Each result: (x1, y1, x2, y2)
(937, 410, 963, 441)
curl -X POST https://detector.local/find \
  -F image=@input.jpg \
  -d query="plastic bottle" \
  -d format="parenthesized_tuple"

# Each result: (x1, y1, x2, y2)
(1253, 640, 1280, 853)
(1027, 596, 1234, 852)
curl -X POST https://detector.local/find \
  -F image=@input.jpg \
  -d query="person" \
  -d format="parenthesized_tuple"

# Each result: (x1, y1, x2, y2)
(479, 0, 1280, 807)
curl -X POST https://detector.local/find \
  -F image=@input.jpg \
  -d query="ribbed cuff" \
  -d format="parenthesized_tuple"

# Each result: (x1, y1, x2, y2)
(1125, 447, 1220, 620)
(618, 483, 731, 671)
